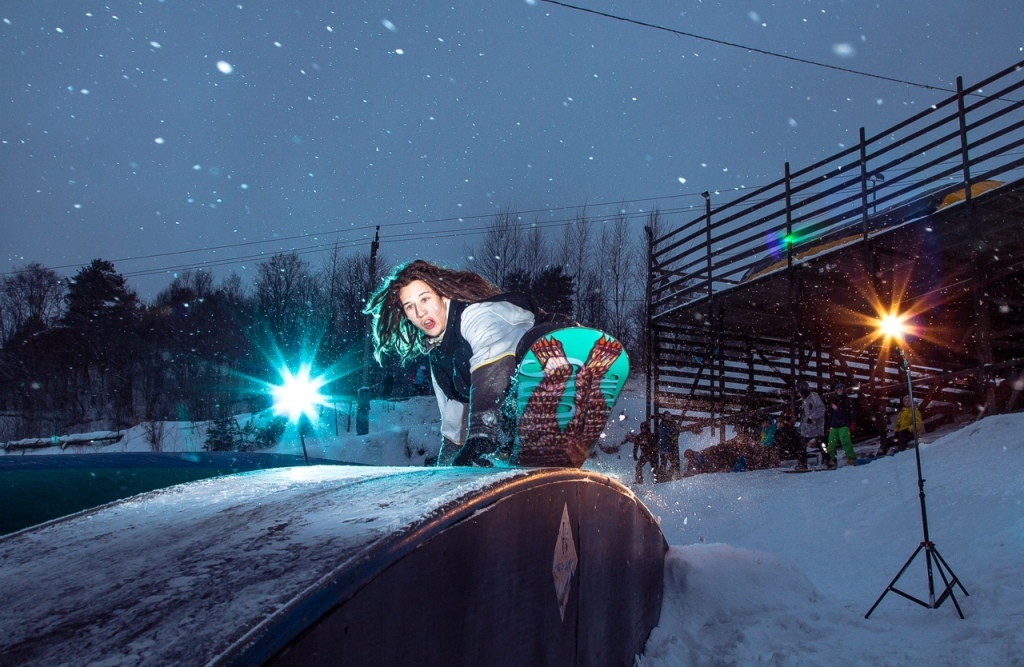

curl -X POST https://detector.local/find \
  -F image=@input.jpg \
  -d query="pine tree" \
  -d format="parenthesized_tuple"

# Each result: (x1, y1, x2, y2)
(62, 259, 143, 427)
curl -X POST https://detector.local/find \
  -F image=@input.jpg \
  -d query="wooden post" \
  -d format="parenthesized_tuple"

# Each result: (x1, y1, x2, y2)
(784, 162, 794, 271)
(703, 191, 712, 301)
(957, 76, 996, 411)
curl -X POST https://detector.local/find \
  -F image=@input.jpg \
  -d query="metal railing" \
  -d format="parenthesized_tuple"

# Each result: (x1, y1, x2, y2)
(651, 60, 1024, 319)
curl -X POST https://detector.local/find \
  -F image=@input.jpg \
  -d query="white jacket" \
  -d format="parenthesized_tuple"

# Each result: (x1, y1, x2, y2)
(799, 391, 826, 438)
(431, 299, 535, 445)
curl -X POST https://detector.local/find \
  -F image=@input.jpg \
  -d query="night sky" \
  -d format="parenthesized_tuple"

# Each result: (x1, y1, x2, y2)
(3, 1, 1022, 299)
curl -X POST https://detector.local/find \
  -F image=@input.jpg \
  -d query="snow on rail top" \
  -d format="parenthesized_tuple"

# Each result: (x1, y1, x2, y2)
(0, 465, 528, 666)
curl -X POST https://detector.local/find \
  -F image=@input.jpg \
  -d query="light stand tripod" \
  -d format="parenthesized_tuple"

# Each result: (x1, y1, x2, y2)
(865, 346, 968, 618)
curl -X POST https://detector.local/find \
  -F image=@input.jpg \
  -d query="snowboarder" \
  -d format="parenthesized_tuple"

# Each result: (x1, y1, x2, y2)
(364, 259, 574, 467)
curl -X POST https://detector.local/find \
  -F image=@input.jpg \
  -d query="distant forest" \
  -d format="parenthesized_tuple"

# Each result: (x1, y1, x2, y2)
(0, 208, 663, 441)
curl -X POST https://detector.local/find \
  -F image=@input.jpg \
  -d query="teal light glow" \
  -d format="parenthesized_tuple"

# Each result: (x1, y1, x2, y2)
(270, 363, 330, 424)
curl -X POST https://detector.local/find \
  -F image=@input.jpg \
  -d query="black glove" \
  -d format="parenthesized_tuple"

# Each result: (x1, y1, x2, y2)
(453, 436, 498, 467)
(468, 357, 518, 443)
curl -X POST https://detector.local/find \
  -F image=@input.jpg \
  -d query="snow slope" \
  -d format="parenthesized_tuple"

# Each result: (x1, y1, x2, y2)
(2, 380, 1022, 666)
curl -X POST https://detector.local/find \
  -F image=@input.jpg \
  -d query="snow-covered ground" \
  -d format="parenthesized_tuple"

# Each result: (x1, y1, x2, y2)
(3, 380, 1023, 666)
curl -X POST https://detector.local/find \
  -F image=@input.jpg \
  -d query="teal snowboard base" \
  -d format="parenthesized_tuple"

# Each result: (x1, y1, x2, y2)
(511, 327, 629, 468)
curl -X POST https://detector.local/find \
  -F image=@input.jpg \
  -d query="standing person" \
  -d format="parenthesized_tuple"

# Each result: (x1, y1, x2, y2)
(631, 421, 659, 484)
(657, 411, 681, 481)
(873, 396, 895, 457)
(774, 411, 803, 462)
(796, 381, 825, 470)
(365, 260, 545, 467)
(413, 365, 429, 395)
(825, 381, 859, 468)
(754, 415, 780, 469)
(758, 415, 777, 447)
(891, 396, 924, 453)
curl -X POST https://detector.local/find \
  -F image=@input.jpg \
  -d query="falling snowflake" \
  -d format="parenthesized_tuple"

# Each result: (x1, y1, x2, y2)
(832, 43, 855, 57)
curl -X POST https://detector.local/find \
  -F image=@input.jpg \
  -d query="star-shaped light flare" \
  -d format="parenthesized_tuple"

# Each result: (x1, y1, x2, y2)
(270, 363, 330, 425)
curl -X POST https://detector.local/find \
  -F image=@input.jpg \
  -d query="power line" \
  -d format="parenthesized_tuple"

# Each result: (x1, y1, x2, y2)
(0, 168, 953, 282)
(118, 203, 700, 280)
(9, 138, 1016, 284)
(119, 171, 941, 281)
(538, 0, 956, 94)
(0, 189, 716, 279)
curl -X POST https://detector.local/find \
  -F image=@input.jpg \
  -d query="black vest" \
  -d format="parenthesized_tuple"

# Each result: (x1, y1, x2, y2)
(428, 293, 537, 403)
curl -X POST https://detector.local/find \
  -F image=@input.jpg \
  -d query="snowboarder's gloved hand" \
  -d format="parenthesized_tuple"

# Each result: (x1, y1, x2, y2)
(453, 436, 499, 467)
(467, 357, 517, 442)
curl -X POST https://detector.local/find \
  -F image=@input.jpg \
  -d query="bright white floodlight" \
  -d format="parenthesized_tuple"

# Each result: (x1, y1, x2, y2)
(270, 363, 328, 425)
(878, 312, 908, 342)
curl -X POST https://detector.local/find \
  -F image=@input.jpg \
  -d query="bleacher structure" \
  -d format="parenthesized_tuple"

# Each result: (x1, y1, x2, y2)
(646, 60, 1024, 439)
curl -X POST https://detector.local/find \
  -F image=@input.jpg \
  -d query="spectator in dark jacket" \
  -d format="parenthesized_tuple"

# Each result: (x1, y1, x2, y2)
(657, 411, 681, 481)
(826, 381, 859, 468)
(631, 421, 659, 484)
(774, 411, 804, 461)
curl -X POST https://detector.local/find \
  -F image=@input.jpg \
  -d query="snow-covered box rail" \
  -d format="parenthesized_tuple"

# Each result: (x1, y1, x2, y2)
(0, 465, 665, 666)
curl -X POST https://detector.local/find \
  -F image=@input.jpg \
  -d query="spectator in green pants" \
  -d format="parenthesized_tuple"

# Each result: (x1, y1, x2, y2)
(826, 381, 858, 468)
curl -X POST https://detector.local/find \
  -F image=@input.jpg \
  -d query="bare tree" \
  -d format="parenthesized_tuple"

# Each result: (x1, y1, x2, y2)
(521, 221, 549, 283)
(319, 243, 348, 358)
(253, 252, 319, 356)
(182, 269, 214, 301)
(320, 245, 390, 355)
(219, 272, 247, 305)
(599, 209, 641, 345)
(467, 205, 525, 289)
(0, 263, 66, 345)
(556, 207, 604, 325)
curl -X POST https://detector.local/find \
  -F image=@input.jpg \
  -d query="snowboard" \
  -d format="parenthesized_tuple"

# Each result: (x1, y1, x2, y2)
(783, 457, 872, 473)
(510, 327, 629, 468)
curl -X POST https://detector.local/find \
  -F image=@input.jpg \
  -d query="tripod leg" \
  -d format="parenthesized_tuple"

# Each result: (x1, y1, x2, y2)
(928, 545, 967, 619)
(930, 545, 969, 597)
(865, 542, 924, 618)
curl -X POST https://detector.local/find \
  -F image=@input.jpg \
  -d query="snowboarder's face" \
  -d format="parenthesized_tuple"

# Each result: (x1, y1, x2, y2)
(399, 280, 448, 337)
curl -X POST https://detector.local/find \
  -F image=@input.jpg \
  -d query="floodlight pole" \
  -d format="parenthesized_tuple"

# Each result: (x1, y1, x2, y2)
(357, 226, 381, 436)
(865, 345, 968, 619)
(298, 418, 310, 465)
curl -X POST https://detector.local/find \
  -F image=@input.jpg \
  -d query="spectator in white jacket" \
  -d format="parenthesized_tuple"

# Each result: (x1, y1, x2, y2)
(796, 381, 825, 470)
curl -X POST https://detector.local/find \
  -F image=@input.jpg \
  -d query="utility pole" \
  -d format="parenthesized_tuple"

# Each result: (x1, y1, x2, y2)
(644, 225, 654, 427)
(356, 226, 381, 435)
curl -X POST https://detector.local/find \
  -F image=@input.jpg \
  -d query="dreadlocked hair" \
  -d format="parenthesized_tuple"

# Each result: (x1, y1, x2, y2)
(364, 259, 502, 365)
